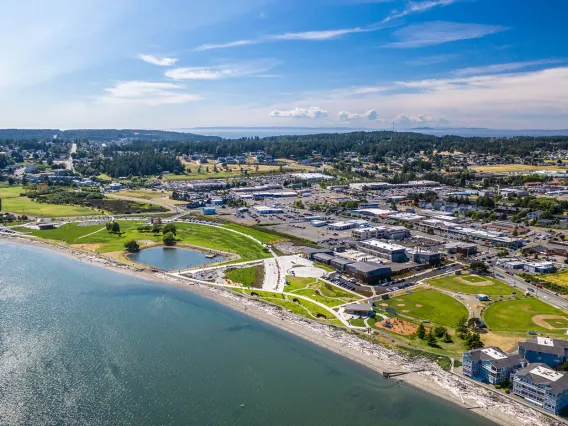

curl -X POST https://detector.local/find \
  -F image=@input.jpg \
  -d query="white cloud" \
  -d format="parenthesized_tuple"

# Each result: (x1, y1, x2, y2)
(165, 61, 279, 80)
(406, 54, 460, 66)
(138, 54, 178, 66)
(452, 59, 564, 76)
(338, 109, 377, 121)
(392, 114, 450, 127)
(269, 106, 329, 119)
(102, 81, 200, 105)
(382, 0, 457, 23)
(193, 39, 258, 51)
(386, 21, 508, 48)
(270, 28, 364, 41)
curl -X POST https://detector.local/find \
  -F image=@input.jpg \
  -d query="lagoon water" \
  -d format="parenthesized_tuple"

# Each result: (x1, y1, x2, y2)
(0, 242, 494, 426)
(127, 246, 225, 270)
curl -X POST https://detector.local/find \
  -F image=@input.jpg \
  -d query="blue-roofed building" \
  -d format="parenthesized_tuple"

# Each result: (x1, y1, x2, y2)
(512, 363, 568, 414)
(462, 347, 525, 385)
(202, 206, 216, 215)
(519, 337, 568, 368)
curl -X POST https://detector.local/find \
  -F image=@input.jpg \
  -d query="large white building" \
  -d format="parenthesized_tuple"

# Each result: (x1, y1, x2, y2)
(357, 239, 408, 262)
(291, 172, 334, 181)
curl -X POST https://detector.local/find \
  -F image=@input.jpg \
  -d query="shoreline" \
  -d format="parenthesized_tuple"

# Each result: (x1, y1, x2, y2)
(0, 234, 563, 426)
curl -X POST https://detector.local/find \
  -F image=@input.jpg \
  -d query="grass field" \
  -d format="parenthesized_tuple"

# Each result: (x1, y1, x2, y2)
(285, 276, 362, 307)
(162, 164, 314, 181)
(471, 164, 568, 173)
(240, 288, 343, 326)
(115, 189, 187, 206)
(225, 266, 264, 288)
(484, 298, 568, 333)
(427, 274, 516, 296)
(222, 223, 284, 244)
(539, 270, 568, 287)
(381, 288, 468, 327)
(0, 185, 97, 217)
(25, 221, 272, 262)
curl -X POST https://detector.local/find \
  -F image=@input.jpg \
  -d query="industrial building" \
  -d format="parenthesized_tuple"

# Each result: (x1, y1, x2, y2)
(357, 240, 409, 263)
(406, 248, 441, 266)
(512, 364, 568, 414)
(253, 206, 285, 214)
(328, 221, 358, 230)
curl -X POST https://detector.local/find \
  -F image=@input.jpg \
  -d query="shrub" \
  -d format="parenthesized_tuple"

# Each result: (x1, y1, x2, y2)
(124, 240, 140, 253)
(162, 232, 176, 246)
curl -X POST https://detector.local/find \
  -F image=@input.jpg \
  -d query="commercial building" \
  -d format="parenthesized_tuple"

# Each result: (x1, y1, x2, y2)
(329, 257, 354, 272)
(497, 259, 555, 273)
(345, 262, 392, 285)
(253, 206, 285, 215)
(302, 248, 334, 260)
(343, 302, 373, 316)
(291, 172, 334, 181)
(352, 226, 409, 241)
(352, 208, 395, 217)
(445, 242, 478, 256)
(328, 221, 358, 231)
(187, 181, 227, 192)
(357, 240, 408, 263)
(407, 249, 441, 266)
(421, 219, 523, 248)
(462, 347, 525, 385)
(512, 364, 568, 414)
(519, 337, 568, 368)
(202, 206, 216, 215)
(310, 220, 328, 227)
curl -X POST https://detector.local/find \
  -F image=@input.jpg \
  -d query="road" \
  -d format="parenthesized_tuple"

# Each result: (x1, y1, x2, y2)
(66, 143, 76, 172)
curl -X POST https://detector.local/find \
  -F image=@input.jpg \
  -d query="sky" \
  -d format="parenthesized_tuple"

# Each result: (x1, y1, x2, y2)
(2, 0, 568, 130)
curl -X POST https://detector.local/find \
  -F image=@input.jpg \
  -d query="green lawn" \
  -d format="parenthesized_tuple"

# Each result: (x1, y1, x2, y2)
(225, 266, 264, 288)
(0, 185, 96, 217)
(285, 276, 362, 307)
(222, 223, 284, 244)
(26, 221, 272, 262)
(484, 298, 568, 333)
(428, 274, 516, 296)
(382, 288, 468, 327)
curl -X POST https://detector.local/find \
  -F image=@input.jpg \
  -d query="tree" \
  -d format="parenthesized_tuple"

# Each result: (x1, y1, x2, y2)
(469, 261, 488, 274)
(427, 329, 438, 347)
(163, 231, 176, 246)
(163, 223, 177, 235)
(124, 240, 140, 253)
(456, 315, 469, 339)
(434, 326, 447, 338)
(0, 198, 2, 211)
(105, 222, 113, 231)
(464, 332, 484, 350)
(111, 221, 120, 234)
(417, 322, 426, 339)
(152, 223, 162, 234)
(441, 331, 453, 343)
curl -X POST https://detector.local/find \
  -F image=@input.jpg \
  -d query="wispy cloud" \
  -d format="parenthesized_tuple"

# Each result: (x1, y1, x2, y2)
(194, 39, 258, 52)
(386, 21, 508, 48)
(138, 54, 178, 67)
(102, 81, 200, 105)
(382, 0, 457, 23)
(269, 106, 329, 119)
(452, 59, 564, 76)
(165, 60, 279, 80)
(270, 28, 365, 41)
(406, 53, 460, 66)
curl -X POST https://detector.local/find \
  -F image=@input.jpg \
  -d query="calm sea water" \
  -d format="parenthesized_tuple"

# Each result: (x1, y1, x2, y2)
(127, 246, 225, 270)
(0, 242, 495, 426)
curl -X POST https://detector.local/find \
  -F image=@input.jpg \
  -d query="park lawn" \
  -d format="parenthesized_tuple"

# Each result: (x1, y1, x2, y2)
(285, 275, 362, 307)
(484, 297, 568, 333)
(383, 288, 468, 327)
(117, 189, 165, 200)
(314, 262, 335, 272)
(241, 288, 343, 325)
(225, 266, 264, 288)
(0, 185, 96, 217)
(27, 221, 272, 262)
(222, 223, 284, 244)
(428, 274, 516, 296)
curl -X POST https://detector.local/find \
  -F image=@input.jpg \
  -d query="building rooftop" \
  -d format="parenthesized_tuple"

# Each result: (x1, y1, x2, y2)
(348, 261, 391, 273)
(520, 337, 568, 357)
(359, 239, 406, 251)
(466, 347, 523, 368)
(515, 363, 568, 394)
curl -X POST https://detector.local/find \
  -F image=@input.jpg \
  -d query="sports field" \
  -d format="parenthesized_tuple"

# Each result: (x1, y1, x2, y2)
(427, 274, 516, 296)
(380, 288, 468, 327)
(484, 298, 568, 333)
(0, 185, 95, 217)
(25, 221, 273, 262)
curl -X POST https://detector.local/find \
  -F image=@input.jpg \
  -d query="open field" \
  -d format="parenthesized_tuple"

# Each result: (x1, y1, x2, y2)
(470, 164, 568, 173)
(539, 270, 568, 287)
(380, 288, 468, 327)
(162, 164, 314, 181)
(0, 185, 96, 217)
(239, 288, 343, 326)
(225, 266, 264, 288)
(222, 223, 284, 244)
(116, 189, 187, 205)
(23, 221, 272, 262)
(427, 274, 516, 296)
(484, 297, 568, 333)
(285, 276, 362, 307)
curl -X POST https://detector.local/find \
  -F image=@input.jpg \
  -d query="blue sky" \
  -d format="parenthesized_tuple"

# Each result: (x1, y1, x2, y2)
(2, 0, 568, 129)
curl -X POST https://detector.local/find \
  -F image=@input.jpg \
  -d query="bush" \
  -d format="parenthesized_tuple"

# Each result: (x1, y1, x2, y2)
(434, 326, 447, 338)
(495, 384, 501, 389)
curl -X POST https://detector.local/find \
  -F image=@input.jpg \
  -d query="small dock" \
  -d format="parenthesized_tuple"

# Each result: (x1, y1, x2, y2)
(383, 369, 424, 379)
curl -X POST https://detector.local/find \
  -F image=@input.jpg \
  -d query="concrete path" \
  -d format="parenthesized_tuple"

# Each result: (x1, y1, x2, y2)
(262, 258, 280, 291)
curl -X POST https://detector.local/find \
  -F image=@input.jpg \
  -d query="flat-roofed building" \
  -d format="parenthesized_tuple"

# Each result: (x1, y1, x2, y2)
(407, 248, 441, 266)
(512, 363, 568, 414)
(328, 221, 358, 230)
(445, 242, 477, 256)
(329, 257, 354, 272)
(343, 302, 373, 315)
(312, 253, 335, 264)
(357, 240, 408, 263)
(345, 262, 392, 284)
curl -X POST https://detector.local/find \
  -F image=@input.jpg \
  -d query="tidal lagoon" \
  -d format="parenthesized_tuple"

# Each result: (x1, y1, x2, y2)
(0, 242, 495, 425)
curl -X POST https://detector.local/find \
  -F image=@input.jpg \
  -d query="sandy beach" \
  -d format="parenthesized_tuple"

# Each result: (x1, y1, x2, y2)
(0, 234, 564, 426)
